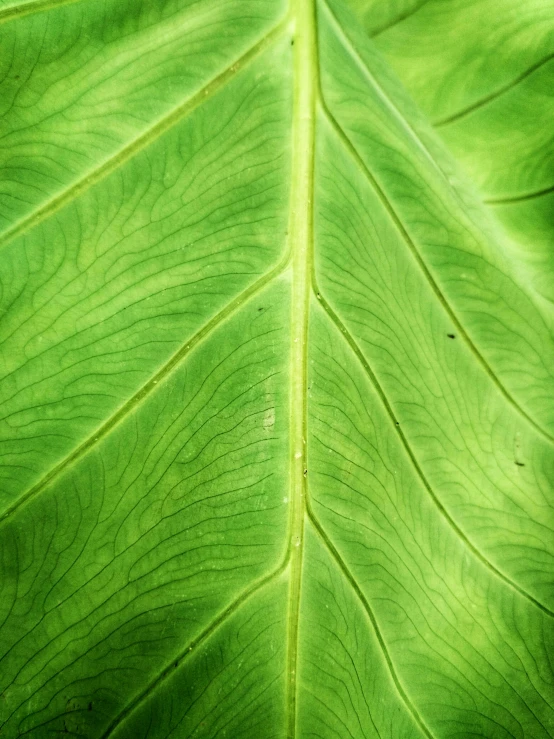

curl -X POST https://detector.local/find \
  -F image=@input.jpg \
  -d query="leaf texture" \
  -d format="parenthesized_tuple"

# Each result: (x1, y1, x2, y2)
(0, 0, 553, 737)
(347, 0, 554, 305)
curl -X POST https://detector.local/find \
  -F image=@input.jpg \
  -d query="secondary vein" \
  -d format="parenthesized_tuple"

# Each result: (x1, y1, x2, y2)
(0, 254, 290, 525)
(0, 0, 83, 24)
(286, 0, 317, 735)
(0, 18, 288, 254)
(305, 501, 435, 739)
(313, 280, 554, 620)
(317, 99, 554, 446)
(98, 560, 288, 739)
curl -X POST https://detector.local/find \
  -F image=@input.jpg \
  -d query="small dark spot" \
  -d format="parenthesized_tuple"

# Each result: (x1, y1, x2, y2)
(174, 661, 178, 668)
(303, 469, 307, 477)
(447, 333, 455, 339)
(88, 702, 93, 712)
(515, 461, 525, 467)
(291, 38, 295, 46)
(316, 292, 321, 299)
(258, 306, 264, 312)
(395, 421, 399, 426)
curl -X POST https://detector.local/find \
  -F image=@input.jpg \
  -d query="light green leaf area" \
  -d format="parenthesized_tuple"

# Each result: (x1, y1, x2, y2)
(0, 0, 553, 737)
(347, 0, 554, 304)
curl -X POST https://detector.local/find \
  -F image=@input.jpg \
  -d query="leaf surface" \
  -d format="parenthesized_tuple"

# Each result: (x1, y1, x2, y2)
(0, 0, 553, 737)
(347, 0, 554, 305)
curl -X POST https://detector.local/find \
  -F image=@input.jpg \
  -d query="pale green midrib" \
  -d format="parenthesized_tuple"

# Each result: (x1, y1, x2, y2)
(286, 0, 316, 736)
(98, 560, 289, 739)
(0, 17, 288, 255)
(312, 276, 554, 620)
(305, 501, 435, 739)
(317, 96, 554, 447)
(0, 253, 290, 526)
(0, 0, 82, 23)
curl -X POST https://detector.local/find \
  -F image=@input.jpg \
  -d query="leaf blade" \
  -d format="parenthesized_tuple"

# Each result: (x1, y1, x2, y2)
(1, 0, 553, 736)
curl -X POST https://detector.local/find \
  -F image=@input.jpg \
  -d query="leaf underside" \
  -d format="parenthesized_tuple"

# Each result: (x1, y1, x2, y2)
(0, 0, 553, 737)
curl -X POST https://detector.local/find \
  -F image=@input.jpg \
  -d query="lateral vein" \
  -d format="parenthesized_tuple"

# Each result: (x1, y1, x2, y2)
(485, 183, 554, 205)
(314, 282, 554, 620)
(318, 100, 554, 446)
(0, 17, 288, 254)
(0, 254, 290, 525)
(305, 501, 435, 739)
(435, 53, 554, 127)
(369, 0, 430, 38)
(319, 0, 448, 186)
(99, 561, 288, 739)
(0, 0, 84, 23)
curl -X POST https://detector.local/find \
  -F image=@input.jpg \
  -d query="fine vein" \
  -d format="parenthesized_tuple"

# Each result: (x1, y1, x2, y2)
(317, 100, 554, 446)
(306, 502, 435, 739)
(319, 0, 449, 188)
(286, 0, 316, 735)
(98, 561, 288, 738)
(314, 282, 554, 620)
(0, 17, 288, 254)
(0, 254, 289, 525)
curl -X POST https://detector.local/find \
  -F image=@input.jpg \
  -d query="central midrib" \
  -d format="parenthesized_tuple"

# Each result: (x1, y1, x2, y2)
(286, 0, 317, 736)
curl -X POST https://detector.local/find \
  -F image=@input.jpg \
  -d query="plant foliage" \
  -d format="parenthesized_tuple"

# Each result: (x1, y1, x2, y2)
(0, 0, 553, 736)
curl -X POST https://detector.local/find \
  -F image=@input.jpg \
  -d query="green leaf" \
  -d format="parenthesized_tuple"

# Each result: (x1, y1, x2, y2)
(0, 0, 553, 737)
(346, 0, 554, 305)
